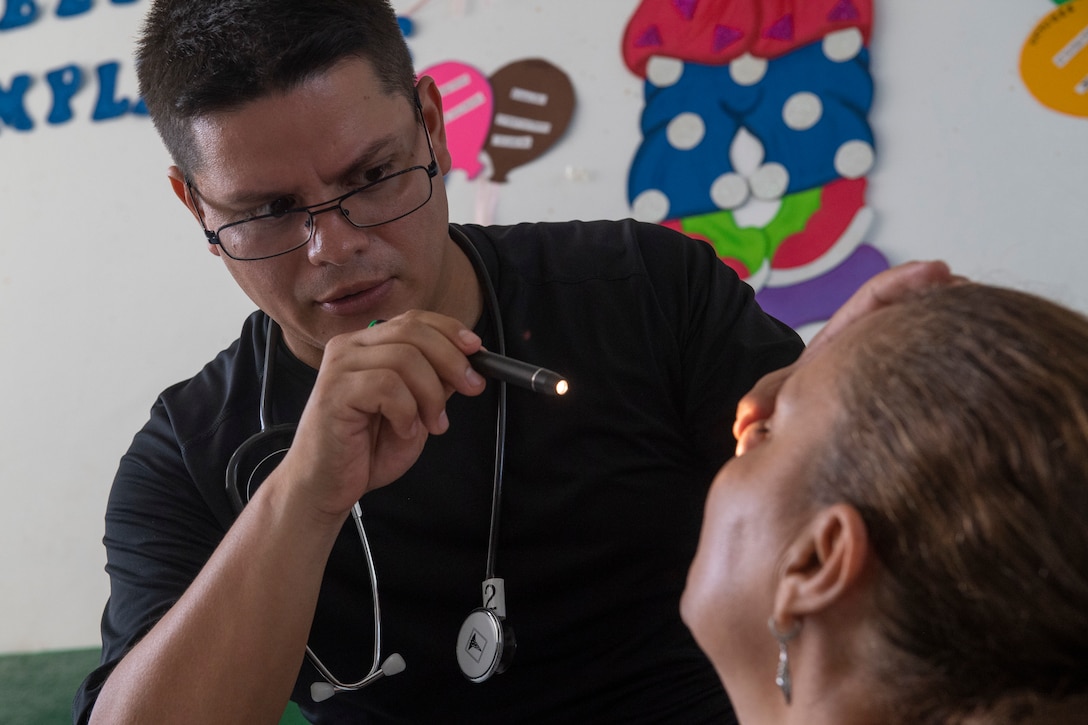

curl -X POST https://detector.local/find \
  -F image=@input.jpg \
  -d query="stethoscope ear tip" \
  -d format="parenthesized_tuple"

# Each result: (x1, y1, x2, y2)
(310, 681, 337, 702)
(309, 652, 407, 702)
(382, 653, 406, 676)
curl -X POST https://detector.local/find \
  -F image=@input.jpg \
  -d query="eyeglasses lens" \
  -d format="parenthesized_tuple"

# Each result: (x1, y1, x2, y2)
(218, 166, 434, 260)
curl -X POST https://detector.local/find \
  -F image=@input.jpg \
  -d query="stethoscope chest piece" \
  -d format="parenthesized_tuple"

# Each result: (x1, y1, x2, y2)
(456, 607, 516, 683)
(225, 423, 297, 515)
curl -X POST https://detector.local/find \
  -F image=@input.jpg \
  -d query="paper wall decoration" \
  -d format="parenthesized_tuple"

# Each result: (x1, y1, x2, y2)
(419, 61, 494, 180)
(622, 0, 873, 78)
(622, 0, 886, 331)
(1020, 0, 1088, 118)
(484, 58, 576, 183)
(627, 38, 874, 220)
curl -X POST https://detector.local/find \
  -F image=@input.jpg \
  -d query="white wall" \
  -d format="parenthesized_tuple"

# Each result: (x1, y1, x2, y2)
(868, 1, 1088, 310)
(1, 1, 254, 653)
(1, 0, 1085, 654)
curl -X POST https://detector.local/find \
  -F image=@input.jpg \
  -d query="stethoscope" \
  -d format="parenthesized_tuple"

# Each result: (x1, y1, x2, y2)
(225, 227, 515, 702)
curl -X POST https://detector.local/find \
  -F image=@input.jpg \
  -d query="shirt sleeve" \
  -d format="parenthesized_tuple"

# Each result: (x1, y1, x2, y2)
(635, 221, 804, 475)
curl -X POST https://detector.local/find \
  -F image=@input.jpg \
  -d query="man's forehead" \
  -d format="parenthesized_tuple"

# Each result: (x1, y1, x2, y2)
(187, 59, 414, 151)
(185, 73, 418, 191)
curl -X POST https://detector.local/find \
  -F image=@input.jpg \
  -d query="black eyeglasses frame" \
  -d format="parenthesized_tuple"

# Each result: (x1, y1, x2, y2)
(187, 101, 439, 262)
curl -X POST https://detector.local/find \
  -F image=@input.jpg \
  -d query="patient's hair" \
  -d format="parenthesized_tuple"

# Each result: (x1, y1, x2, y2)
(813, 283, 1088, 724)
(134, 0, 417, 175)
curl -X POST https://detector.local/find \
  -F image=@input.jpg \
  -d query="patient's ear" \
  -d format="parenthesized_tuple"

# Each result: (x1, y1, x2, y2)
(774, 504, 870, 618)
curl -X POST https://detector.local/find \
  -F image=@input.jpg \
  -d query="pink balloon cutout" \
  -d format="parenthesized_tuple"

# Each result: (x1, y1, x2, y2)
(419, 61, 493, 180)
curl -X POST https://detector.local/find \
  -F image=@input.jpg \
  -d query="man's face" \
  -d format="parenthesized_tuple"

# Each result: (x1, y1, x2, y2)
(177, 58, 461, 367)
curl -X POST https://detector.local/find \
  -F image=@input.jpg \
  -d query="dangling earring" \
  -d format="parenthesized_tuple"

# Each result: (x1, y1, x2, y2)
(768, 616, 803, 705)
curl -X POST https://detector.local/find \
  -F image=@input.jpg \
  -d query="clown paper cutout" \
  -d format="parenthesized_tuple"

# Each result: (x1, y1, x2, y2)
(622, 0, 886, 332)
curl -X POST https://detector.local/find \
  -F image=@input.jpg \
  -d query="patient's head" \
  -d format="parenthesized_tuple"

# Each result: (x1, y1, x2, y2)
(683, 283, 1088, 725)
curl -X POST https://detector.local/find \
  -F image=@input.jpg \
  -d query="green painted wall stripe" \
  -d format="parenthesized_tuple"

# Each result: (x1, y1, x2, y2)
(0, 649, 306, 724)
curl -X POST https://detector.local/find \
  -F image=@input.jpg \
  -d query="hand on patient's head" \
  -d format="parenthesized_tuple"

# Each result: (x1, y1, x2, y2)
(734, 260, 961, 444)
(805, 259, 959, 353)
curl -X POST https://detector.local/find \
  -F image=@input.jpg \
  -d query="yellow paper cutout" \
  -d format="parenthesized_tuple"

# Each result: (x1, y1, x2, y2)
(1021, 0, 1088, 118)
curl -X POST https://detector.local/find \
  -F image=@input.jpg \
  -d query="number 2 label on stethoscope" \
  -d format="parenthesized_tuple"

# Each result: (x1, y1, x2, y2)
(483, 577, 507, 618)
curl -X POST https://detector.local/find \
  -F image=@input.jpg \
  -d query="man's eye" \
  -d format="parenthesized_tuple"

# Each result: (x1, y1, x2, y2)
(361, 164, 392, 185)
(244, 197, 295, 220)
(267, 197, 295, 217)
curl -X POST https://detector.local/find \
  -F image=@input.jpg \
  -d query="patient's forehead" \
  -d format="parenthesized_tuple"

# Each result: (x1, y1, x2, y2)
(805, 307, 895, 372)
(834, 303, 916, 354)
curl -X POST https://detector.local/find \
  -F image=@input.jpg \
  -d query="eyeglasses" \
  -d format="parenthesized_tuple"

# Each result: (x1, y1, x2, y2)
(189, 106, 439, 261)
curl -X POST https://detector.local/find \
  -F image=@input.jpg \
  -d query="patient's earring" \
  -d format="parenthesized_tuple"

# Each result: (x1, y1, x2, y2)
(768, 616, 803, 705)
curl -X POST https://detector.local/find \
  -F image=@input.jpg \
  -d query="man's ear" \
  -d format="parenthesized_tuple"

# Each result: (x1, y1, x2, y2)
(414, 75, 453, 176)
(167, 165, 198, 215)
(774, 504, 870, 619)
(167, 165, 221, 257)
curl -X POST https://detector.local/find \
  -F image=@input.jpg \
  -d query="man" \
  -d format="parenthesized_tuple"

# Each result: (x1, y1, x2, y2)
(74, 1, 809, 722)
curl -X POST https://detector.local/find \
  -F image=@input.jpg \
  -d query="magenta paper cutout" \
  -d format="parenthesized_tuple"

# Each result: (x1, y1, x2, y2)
(622, 0, 873, 77)
(419, 61, 494, 180)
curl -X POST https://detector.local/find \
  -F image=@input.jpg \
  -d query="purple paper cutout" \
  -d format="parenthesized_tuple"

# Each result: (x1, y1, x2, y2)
(713, 25, 745, 52)
(755, 244, 889, 329)
(636, 24, 665, 48)
(672, 0, 698, 21)
(827, 0, 861, 22)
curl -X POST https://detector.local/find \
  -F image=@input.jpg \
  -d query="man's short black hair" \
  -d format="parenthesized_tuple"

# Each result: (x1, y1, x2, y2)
(136, 0, 417, 175)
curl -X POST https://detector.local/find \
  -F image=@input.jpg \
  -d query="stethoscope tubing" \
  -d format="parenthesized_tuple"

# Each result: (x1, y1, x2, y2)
(225, 225, 510, 695)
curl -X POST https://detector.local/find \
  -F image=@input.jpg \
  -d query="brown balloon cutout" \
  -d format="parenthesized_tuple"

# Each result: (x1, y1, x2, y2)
(484, 59, 576, 183)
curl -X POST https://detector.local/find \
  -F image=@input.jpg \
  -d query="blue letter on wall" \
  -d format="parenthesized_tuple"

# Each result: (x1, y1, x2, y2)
(56, 0, 91, 17)
(92, 61, 132, 121)
(46, 65, 84, 124)
(0, 73, 34, 131)
(0, 0, 39, 30)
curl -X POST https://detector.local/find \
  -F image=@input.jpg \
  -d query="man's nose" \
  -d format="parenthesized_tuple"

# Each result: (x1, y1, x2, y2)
(306, 204, 371, 265)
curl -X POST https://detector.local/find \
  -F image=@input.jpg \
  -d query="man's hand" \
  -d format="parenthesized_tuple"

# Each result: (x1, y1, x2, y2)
(734, 260, 963, 444)
(271, 310, 488, 522)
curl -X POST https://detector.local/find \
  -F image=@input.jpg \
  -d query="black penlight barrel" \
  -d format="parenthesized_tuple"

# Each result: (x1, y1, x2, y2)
(468, 349, 569, 396)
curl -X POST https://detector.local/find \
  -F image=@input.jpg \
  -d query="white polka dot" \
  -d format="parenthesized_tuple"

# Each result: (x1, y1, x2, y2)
(632, 189, 670, 223)
(710, 173, 750, 210)
(749, 163, 790, 200)
(666, 112, 706, 150)
(782, 92, 823, 131)
(729, 53, 768, 86)
(729, 127, 765, 176)
(734, 197, 781, 229)
(834, 140, 875, 179)
(823, 28, 864, 63)
(646, 56, 685, 88)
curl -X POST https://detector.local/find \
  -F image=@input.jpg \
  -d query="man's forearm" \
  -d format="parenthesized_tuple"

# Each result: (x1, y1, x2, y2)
(90, 473, 347, 725)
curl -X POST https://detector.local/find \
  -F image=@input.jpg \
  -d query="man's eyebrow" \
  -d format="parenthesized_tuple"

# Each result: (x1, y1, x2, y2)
(208, 128, 408, 209)
(338, 129, 403, 181)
